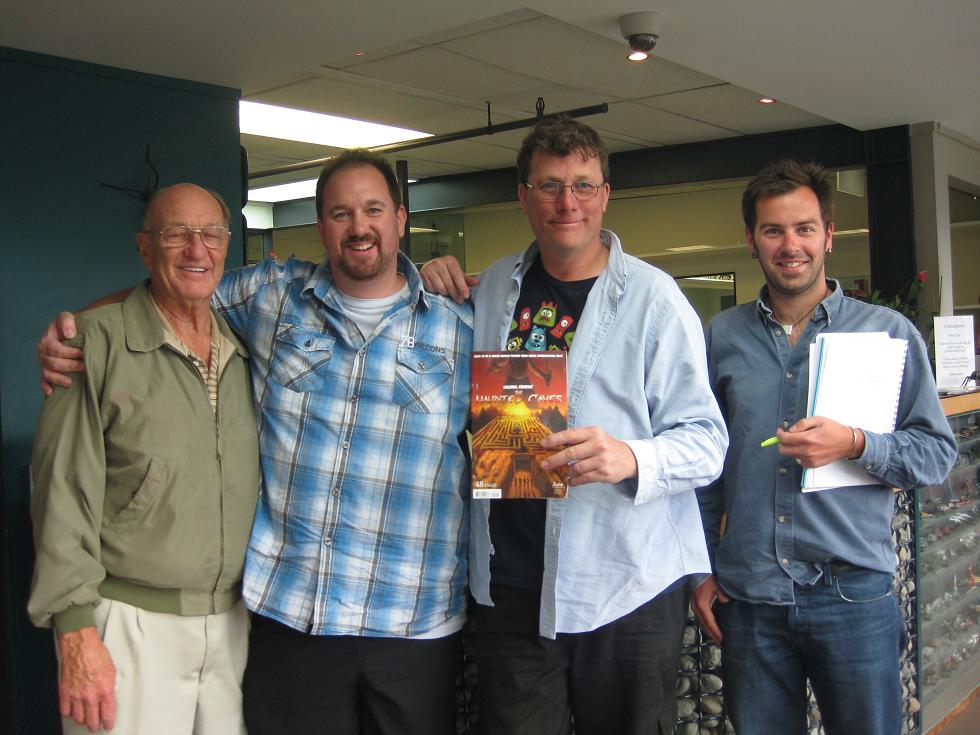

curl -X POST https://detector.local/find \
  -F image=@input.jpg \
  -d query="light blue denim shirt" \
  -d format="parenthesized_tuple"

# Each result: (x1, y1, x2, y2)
(699, 281, 956, 604)
(470, 230, 728, 638)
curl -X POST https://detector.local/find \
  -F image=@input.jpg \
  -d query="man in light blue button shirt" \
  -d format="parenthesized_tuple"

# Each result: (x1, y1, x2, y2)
(693, 160, 956, 735)
(422, 118, 728, 735)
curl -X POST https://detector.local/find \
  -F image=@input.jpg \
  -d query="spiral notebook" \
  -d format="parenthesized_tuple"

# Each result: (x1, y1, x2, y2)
(801, 332, 908, 491)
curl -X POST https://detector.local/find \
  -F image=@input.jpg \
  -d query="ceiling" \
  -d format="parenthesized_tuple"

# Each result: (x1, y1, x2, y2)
(4, 1, 979, 187)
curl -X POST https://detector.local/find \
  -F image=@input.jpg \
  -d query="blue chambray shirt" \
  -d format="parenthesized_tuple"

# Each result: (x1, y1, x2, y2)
(469, 230, 728, 638)
(214, 255, 472, 636)
(699, 281, 956, 604)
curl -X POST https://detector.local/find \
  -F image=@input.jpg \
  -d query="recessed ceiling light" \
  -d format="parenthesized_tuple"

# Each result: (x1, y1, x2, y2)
(757, 97, 776, 105)
(666, 245, 715, 253)
(240, 101, 432, 148)
(628, 50, 649, 62)
(354, 50, 366, 57)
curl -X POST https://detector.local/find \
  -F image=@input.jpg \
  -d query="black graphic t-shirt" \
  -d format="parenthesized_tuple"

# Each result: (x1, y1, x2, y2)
(489, 255, 598, 591)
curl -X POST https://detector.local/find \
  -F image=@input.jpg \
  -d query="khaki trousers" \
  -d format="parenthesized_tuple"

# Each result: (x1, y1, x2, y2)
(60, 598, 249, 735)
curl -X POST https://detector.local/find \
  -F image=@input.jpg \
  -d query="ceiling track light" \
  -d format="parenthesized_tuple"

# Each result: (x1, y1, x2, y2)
(619, 11, 662, 62)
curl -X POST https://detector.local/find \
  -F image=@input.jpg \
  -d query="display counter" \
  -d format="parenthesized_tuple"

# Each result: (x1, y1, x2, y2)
(919, 390, 980, 732)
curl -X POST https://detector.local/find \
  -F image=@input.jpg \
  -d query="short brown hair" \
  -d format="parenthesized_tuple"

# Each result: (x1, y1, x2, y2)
(516, 118, 609, 184)
(742, 160, 834, 232)
(315, 149, 402, 220)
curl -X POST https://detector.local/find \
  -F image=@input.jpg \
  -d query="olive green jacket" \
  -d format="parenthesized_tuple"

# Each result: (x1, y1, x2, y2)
(28, 283, 261, 634)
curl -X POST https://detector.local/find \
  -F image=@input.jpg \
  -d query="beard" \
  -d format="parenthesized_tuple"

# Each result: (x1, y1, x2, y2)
(334, 239, 395, 282)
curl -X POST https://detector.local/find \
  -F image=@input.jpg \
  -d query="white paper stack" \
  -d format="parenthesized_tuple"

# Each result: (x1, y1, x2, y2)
(801, 332, 908, 492)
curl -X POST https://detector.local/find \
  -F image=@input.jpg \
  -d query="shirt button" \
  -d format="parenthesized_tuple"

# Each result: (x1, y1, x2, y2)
(785, 371, 793, 380)
(342, 441, 350, 449)
(778, 516, 787, 523)
(778, 468, 788, 476)
(417, 362, 425, 371)
(304, 339, 313, 347)
(323, 537, 333, 546)
(775, 330, 782, 336)
(781, 558, 789, 566)
(332, 488, 340, 497)
(782, 421, 790, 429)
(351, 394, 358, 402)
(865, 464, 873, 471)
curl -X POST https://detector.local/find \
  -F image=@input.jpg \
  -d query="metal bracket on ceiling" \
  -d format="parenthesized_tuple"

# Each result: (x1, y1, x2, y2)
(248, 99, 609, 181)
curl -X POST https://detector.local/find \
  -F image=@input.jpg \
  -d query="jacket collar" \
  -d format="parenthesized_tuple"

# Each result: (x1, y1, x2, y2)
(122, 281, 249, 358)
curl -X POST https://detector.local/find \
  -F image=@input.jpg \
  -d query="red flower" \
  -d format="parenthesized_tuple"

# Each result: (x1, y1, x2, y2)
(917, 271, 928, 283)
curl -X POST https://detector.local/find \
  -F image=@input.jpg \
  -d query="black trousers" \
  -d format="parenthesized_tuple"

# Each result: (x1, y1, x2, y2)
(475, 584, 689, 735)
(242, 613, 460, 735)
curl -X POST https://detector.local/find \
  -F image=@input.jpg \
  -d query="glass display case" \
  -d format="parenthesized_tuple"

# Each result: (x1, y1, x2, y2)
(918, 391, 980, 732)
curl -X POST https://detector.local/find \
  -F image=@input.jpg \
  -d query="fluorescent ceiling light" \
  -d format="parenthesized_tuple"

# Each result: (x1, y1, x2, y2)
(240, 100, 432, 148)
(248, 179, 317, 203)
(834, 228, 870, 236)
(249, 176, 419, 204)
(680, 275, 734, 283)
(410, 226, 439, 233)
(666, 245, 715, 253)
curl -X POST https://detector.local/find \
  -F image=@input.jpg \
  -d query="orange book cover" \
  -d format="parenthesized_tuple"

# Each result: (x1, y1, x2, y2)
(470, 351, 568, 500)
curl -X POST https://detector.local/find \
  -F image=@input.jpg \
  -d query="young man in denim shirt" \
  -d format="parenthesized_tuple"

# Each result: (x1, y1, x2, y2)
(693, 160, 956, 735)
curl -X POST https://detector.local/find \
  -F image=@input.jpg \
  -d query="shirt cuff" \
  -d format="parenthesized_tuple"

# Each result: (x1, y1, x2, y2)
(623, 439, 660, 503)
(53, 604, 97, 635)
(853, 429, 885, 478)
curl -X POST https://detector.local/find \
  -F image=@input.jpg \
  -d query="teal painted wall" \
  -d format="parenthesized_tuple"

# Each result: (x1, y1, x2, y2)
(0, 47, 241, 733)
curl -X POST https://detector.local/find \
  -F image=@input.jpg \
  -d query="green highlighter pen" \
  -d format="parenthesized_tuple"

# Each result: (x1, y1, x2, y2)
(760, 436, 780, 447)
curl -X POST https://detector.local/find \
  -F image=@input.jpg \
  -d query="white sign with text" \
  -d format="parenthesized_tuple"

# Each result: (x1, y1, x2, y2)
(934, 315, 975, 388)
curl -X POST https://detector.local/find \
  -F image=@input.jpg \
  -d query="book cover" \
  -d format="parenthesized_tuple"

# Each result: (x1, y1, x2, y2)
(470, 351, 568, 500)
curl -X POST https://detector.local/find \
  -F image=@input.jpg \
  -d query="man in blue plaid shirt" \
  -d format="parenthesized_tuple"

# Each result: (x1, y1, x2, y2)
(39, 151, 472, 735)
(222, 151, 471, 734)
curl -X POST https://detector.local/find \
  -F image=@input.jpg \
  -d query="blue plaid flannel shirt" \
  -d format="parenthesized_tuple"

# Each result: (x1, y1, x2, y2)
(215, 255, 472, 637)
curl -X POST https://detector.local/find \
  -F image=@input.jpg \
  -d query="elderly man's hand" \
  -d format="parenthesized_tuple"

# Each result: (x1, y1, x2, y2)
(419, 256, 479, 304)
(57, 627, 117, 732)
(39, 312, 84, 395)
(538, 426, 638, 486)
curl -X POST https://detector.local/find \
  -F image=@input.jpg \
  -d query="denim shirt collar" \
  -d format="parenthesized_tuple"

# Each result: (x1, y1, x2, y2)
(755, 278, 844, 330)
(512, 229, 627, 295)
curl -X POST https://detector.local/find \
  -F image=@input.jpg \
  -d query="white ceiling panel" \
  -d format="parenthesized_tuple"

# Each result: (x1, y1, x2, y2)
(410, 8, 543, 46)
(440, 16, 724, 100)
(343, 46, 547, 103)
(598, 101, 738, 146)
(321, 41, 425, 71)
(638, 85, 832, 135)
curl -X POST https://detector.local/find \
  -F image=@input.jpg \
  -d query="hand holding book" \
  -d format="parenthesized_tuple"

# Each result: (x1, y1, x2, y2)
(539, 427, 639, 487)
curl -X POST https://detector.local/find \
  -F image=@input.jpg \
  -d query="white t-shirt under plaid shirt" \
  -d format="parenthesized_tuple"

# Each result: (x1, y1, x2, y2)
(214, 255, 472, 637)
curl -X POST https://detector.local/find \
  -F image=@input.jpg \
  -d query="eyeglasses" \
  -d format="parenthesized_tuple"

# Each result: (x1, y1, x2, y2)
(523, 181, 604, 201)
(143, 225, 231, 249)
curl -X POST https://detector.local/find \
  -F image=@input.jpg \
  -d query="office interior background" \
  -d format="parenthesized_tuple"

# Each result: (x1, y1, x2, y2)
(2, 1, 980, 732)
